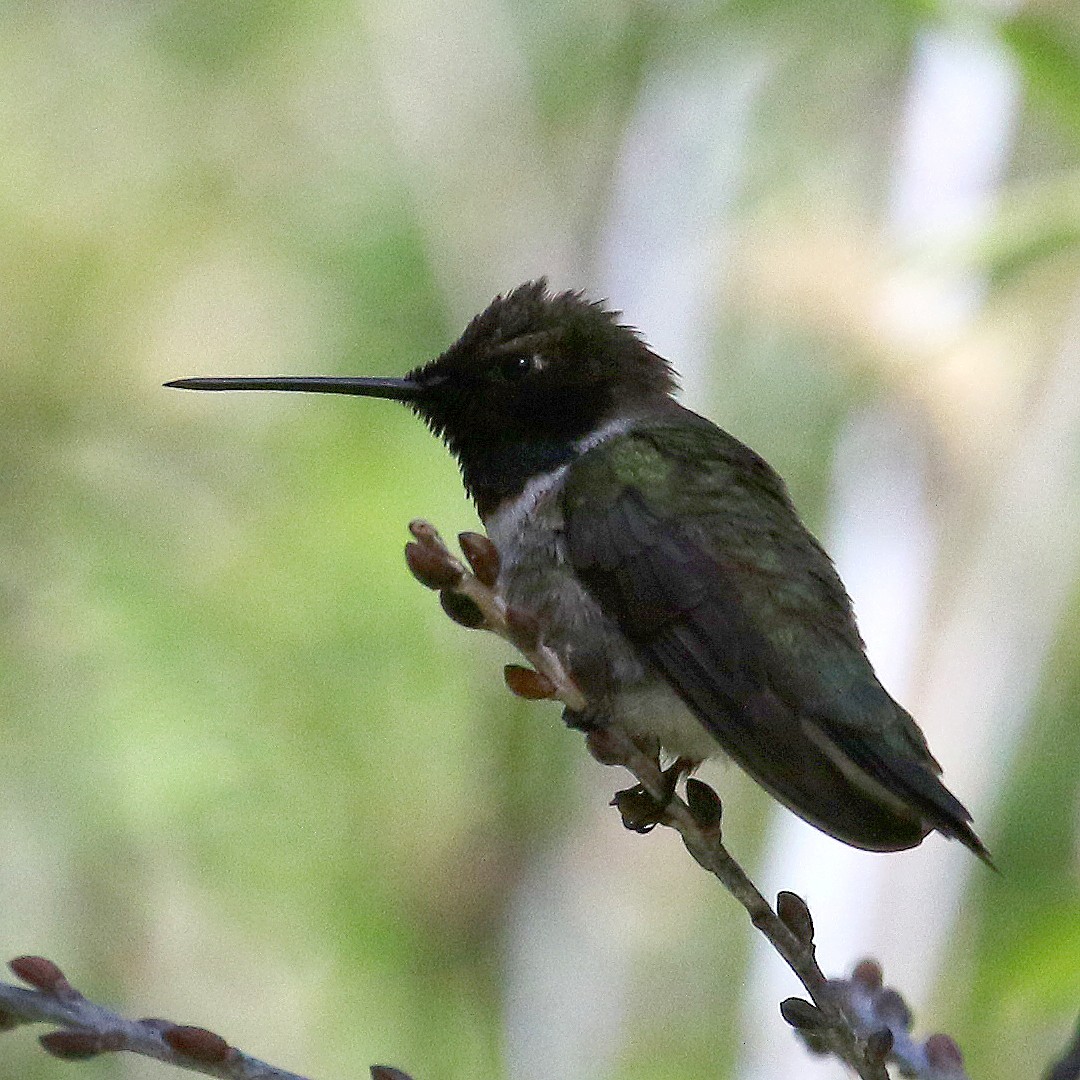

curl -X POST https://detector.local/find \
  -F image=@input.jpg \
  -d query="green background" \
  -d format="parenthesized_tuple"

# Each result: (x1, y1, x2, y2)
(2, 2, 1079, 1078)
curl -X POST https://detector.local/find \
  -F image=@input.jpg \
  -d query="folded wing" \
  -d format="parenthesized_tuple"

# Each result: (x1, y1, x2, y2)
(563, 418, 989, 860)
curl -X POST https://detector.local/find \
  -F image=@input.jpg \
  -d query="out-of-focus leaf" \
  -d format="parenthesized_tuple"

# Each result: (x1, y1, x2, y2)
(965, 176, 1080, 287)
(1003, 14, 1080, 143)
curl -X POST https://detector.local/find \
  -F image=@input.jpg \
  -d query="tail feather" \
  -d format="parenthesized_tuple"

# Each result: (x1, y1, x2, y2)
(820, 723, 995, 867)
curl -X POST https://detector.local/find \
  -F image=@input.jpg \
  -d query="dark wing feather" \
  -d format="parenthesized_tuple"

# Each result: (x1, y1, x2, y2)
(563, 420, 989, 859)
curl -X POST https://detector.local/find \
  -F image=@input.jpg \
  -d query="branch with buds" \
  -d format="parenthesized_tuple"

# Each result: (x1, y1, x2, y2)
(4, 520, 1055, 1080)
(0, 956, 423, 1080)
(405, 520, 974, 1080)
(0, 955, 333, 1080)
(0, 952, 963, 1080)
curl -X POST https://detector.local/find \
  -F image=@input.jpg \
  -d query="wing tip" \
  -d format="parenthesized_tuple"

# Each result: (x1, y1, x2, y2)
(945, 820, 996, 870)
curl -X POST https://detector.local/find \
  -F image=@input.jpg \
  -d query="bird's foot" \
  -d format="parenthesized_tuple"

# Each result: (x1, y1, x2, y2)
(567, 711, 699, 834)
(611, 755, 698, 834)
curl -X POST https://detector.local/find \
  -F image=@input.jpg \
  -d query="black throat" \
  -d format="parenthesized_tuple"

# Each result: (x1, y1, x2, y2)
(462, 436, 584, 521)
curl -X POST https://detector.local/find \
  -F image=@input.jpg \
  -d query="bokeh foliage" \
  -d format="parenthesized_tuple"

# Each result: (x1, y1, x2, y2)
(2, 2, 1079, 1079)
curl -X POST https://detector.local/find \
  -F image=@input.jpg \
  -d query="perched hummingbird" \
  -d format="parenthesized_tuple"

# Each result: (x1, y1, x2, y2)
(168, 279, 989, 861)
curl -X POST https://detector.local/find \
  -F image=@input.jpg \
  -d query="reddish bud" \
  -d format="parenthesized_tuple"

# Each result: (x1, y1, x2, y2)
(164, 1025, 231, 1064)
(407, 519, 441, 544)
(371, 1068, 416, 1080)
(458, 532, 500, 588)
(504, 664, 556, 699)
(405, 541, 462, 590)
(777, 891, 815, 946)
(925, 1033, 964, 1070)
(10, 956, 71, 994)
(851, 958, 883, 990)
(40, 1031, 104, 1060)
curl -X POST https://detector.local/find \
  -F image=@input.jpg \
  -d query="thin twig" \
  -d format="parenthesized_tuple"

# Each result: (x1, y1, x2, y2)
(0, 956, 327, 1080)
(407, 519, 974, 1080)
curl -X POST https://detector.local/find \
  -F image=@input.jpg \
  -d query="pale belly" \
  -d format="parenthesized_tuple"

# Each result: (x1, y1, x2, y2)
(484, 469, 721, 763)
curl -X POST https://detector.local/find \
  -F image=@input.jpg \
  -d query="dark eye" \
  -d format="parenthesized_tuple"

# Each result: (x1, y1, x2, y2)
(498, 353, 536, 380)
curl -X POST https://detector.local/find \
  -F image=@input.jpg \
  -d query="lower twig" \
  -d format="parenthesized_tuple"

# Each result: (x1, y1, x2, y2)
(0, 955, 328, 1080)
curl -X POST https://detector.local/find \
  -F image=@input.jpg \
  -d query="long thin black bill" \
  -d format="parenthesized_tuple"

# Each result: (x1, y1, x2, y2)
(164, 376, 424, 401)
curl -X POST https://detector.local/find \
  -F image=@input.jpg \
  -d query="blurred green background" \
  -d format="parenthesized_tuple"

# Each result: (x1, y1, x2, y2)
(2, 1, 1080, 1078)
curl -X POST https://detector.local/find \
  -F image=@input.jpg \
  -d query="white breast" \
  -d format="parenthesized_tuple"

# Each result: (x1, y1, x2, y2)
(482, 415, 724, 765)
(484, 464, 570, 567)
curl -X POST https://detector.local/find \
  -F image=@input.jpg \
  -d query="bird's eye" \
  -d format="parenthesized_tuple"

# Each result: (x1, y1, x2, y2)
(497, 353, 537, 380)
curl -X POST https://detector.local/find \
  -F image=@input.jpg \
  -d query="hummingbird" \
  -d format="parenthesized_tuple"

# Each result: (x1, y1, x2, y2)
(167, 279, 990, 862)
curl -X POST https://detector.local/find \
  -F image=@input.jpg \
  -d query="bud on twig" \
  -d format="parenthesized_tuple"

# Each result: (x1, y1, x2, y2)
(164, 1025, 232, 1064)
(10, 957, 72, 995)
(685, 778, 723, 833)
(611, 786, 661, 833)
(407, 519, 443, 545)
(777, 891, 815, 947)
(405, 541, 463, 590)
(780, 997, 828, 1032)
(504, 664, 556, 699)
(851, 958, 883, 990)
(439, 590, 486, 629)
(459, 532, 500, 588)
(39, 1031, 104, 1060)
(925, 1033, 965, 1071)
